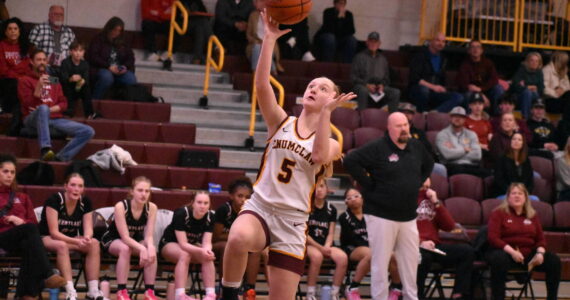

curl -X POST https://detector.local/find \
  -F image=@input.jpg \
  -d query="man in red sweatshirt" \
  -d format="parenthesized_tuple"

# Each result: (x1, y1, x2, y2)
(18, 49, 94, 161)
(416, 179, 475, 299)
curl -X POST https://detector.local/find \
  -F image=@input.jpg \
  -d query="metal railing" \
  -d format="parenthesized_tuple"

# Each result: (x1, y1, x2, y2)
(166, 1, 188, 61)
(199, 35, 225, 108)
(419, 0, 570, 52)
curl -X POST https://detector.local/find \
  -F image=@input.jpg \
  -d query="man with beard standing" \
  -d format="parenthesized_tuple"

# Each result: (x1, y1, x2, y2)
(344, 112, 434, 300)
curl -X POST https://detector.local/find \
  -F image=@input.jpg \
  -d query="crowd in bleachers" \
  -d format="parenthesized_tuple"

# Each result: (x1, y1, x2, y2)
(0, 0, 570, 300)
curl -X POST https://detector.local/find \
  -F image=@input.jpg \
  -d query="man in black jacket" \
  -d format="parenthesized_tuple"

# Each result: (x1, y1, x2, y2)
(344, 112, 434, 300)
(213, 0, 253, 55)
(408, 32, 464, 112)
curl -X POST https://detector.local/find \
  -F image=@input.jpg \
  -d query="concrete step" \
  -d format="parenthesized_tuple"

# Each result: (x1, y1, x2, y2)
(196, 127, 267, 148)
(170, 105, 265, 130)
(136, 68, 228, 86)
(153, 86, 249, 108)
(220, 149, 263, 170)
(135, 60, 206, 73)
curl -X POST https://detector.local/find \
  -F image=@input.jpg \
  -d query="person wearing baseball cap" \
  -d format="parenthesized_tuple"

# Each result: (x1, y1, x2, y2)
(351, 31, 400, 112)
(435, 106, 490, 177)
(527, 98, 558, 158)
(465, 92, 493, 150)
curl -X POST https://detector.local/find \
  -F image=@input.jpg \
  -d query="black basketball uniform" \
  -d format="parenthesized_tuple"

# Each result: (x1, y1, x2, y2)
(38, 192, 93, 237)
(338, 209, 368, 254)
(159, 206, 214, 251)
(101, 199, 149, 249)
(308, 201, 337, 246)
(214, 201, 237, 235)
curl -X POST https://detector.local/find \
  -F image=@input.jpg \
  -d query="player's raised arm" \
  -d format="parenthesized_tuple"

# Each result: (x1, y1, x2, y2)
(254, 10, 291, 137)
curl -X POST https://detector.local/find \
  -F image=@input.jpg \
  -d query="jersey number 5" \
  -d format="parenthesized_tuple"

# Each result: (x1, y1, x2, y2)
(277, 158, 296, 183)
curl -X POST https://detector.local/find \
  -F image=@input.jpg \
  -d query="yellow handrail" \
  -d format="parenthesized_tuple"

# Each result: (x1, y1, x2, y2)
(202, 35, 225, 98)
(166, 1, 188, 60)
(330, 124, 344, 154)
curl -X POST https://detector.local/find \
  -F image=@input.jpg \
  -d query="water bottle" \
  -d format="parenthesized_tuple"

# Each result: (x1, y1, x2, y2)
(100, 279, 110, 299)
(320, 285, 332, 300)
(49, 288, 59, 300)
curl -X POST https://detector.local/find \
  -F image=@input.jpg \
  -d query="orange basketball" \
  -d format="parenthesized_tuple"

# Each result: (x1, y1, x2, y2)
(266, 0, 312, 25)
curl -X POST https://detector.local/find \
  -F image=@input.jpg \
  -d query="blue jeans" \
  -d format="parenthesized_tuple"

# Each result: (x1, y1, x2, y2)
(23, 105, 94, 161)
(317, 33, 357, 63)
(516, 88, 539, 119)
(409, 84, 465, 112)
(92, 69, 137, 99)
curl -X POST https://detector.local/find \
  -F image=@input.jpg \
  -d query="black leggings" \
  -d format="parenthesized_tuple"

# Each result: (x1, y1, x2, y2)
(486, 248, 561, 300)
(0, 223, 53, 297)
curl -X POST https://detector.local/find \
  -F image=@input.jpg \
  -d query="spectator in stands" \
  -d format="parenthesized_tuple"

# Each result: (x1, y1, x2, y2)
(489, 112, 518, 163)
(180, 0, 213, 64)
(527, 98, 558, 159)
(306, 179, 347, 300)
(88, 17, 137, 100)
(491, 94, 532, 143)
(0, 0, 8, 21)
(408, 32, 464, 112)
(543, 51, 570, 113)
(555, 137, 570, 201)
(314, 0, 357, 63)
(59, 40, 96, 118)
(0, 154, 66, 300)
(416, 178, 474, 300)
(493, 132, 538, 200)
(246, 0, 283, 74)
(435, 106, 489, 177)
(350, 31, 400, 112)
(509, 52, 544, 119)
(465, 93, 493, 151)
(212, 178, 261, 300)
(141, 0, 175, 61)
(160, 191, 217, 300)
(38, 173, 107, 300)
(278, 19, 315, 61)
(339, 187, 403, 300)
(487, 183, 561, 300)
(101, 176, 158, 300)
(18, 49, 95, 162)
(213, 0, 253, 55)
(0, 17, 30, 136)
(29, 5, 75, 70)
(456, 40, 504, 110)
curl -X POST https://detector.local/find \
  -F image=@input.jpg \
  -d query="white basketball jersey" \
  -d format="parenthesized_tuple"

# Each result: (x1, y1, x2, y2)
(251, 117, 326, 213)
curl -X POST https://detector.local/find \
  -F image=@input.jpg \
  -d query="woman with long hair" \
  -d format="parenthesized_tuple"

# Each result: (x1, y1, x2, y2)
(0, 154, 65, 299)
(219, 9, 355, 300)
(101, 176, 158, 300)
(509, 52, 544, 119)
(0, 17, 30, 135)
(39, 173, 107, 300)
(87, 16, 137, 99)
(486, 183, 561, 300)
(159, 191, 217, 300)
(543, 51, 570, 113)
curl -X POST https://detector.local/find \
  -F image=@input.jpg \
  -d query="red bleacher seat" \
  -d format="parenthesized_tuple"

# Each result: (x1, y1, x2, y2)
(444, 197, 482, 226)
(544, 231, 567, 254)
(426, 111, 450, 131)
(75, 140, 107, 160)
(360, 108, 389, 130)
(450, 174, 484, 201)
(331, 107, 360, 130)
(84, 187, 112, 208)
(425, 130, 438, 150)
(353, 127, 383, 149)
(123, 121, 159, 142)
(0, 136, 24, 156)
(232, 72, 253, 92)
(144, 143, 182, 166)
(210, 192, 230, 210)
(483, 176, 495, 199)
(86, 119, 124, 140)
(291, 104, 303, 117)
(280, 60, 309, 78)
(481, 198, 502, 224)
(531, 201, 553, 229)
(136, 102, 171, 122)
(412, 113, 426, 131)
(529, 156, 554, 183)
(553, 201, 570, 229)
(276, 76, 299, 94)
(532, 177, 552, 202)
(167, 166, 208, 190)
(338, 64, 351, 81)
(100, 169, 130, 187)
(109, 188, 128, 204)
(51, 162, 68, 185)
(308, 61, 340, 79)
(160, 123, 196, 145)
(24, 185, 61, 207)
(336, 126, 353, 153)
(207, 169, 246, 190)
(152, 190, 192, 210)
(96, 100, 136, 120)
(430, 173, 449, 200)
(129, 165, 168, 188)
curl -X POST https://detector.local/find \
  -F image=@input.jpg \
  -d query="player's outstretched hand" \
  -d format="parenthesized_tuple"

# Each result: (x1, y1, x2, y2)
(260, 9, 291, 40)
(324, 92, 356, 112)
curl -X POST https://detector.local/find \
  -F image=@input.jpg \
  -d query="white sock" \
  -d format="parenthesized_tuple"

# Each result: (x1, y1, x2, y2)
(221, 278, 241, 288)
(65, 281, 76, 294)
(175, 288, 185, 298)
(307, 286, 316, 294)
(332, 285, 340, 294)
(205, 287, 216, 295)
(88, 280, 99, 295)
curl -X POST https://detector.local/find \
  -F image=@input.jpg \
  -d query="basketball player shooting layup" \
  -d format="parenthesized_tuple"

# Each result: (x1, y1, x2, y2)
(220, 10, 356, 300)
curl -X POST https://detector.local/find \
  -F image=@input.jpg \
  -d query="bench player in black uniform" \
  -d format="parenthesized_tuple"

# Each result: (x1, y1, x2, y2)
(160, 191, 217, 300)
(39, 173, 107, 300)
(305, 179, 348, 300)
(101, 176, 158, 300)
